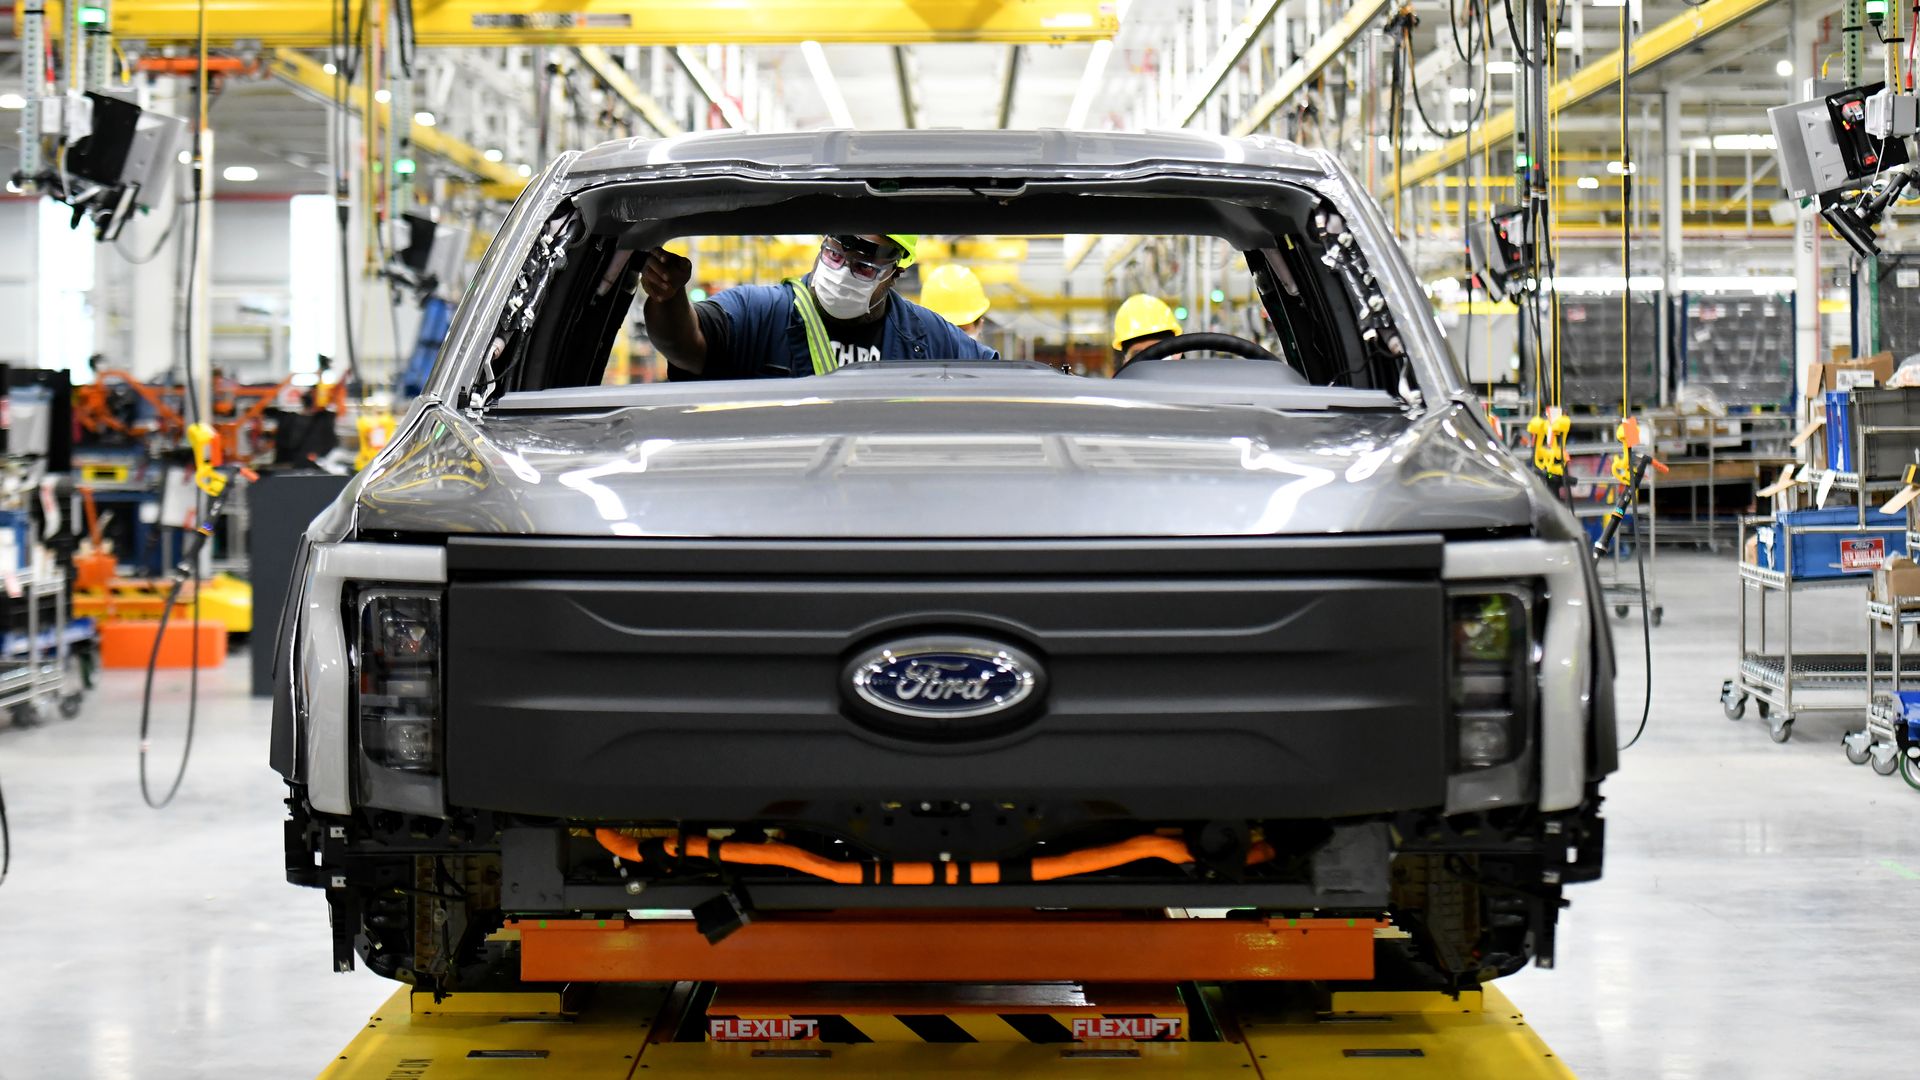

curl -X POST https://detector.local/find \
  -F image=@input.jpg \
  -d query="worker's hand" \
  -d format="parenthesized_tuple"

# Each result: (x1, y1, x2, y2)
(639, 248, 694, 303)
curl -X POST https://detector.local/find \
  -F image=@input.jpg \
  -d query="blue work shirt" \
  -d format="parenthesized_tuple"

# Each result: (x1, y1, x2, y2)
(683, 276, 998, 379)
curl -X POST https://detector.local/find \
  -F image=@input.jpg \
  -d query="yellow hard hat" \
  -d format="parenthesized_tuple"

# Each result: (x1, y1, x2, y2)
(1112, 293, 1181, 351)
(886, 234, 919, 268)
(918, 264, 990, 326)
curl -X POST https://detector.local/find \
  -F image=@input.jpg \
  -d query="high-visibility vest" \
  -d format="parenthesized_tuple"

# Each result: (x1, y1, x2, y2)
(784, 278, 838, 376)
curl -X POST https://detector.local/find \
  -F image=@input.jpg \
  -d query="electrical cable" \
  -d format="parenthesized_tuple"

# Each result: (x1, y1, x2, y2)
(137, 0, 210, 810)
(1612, 0, 1653, 752)
(0, 760, 9, 886)
(110, 190, 186, 266)
(1618, 504, 1654, 750)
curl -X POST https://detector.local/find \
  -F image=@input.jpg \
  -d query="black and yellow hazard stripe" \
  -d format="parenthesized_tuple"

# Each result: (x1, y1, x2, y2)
(708, 1012, 1186, 1043)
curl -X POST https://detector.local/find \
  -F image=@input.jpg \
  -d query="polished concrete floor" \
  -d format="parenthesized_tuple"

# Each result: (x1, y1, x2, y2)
(2, 550, 1917, 1078)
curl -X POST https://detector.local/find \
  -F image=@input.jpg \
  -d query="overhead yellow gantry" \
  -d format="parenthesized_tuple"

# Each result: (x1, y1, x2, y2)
(1382, 0, 1784, 197)
(24, 1, 1118, 46)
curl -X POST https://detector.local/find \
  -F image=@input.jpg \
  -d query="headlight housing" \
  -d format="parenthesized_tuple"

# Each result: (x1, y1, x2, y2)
(353, 587, 446, 814)
(1448, 589, 1534, 770)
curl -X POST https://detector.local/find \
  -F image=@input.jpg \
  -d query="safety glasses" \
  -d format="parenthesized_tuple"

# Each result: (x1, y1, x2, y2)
(819, 236, 900, 280)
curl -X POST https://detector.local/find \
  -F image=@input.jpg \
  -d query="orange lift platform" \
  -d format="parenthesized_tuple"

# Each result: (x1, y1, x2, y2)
(316, 913, 1576, 1078)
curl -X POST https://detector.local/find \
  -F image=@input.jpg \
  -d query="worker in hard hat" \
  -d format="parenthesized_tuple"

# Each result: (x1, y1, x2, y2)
(1112, 293, 1183, 361)
(641, 234, 998, 379)
(918, 264, 991, 340)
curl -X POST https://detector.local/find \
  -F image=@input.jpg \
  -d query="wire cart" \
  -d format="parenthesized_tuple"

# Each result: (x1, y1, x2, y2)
(0, 571, 86, 727)
(1845, 520, 1920, 791)
(1722, 472, 1905, 744)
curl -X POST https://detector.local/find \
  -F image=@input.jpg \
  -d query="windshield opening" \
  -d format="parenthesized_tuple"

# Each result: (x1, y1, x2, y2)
(464, 180, 1415, 408)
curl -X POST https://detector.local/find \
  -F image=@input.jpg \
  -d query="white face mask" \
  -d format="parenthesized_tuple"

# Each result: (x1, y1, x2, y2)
(811, 256, 886, 320)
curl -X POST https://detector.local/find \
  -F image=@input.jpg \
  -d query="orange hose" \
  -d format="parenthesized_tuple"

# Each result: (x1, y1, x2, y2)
(593, 829, 1276, 886)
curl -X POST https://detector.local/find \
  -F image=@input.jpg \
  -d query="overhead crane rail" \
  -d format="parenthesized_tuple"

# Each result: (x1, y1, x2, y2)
(21, 0, 1118, 47)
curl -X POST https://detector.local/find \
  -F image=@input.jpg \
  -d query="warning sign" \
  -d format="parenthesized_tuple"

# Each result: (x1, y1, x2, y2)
(1840, 537, 1887, 572)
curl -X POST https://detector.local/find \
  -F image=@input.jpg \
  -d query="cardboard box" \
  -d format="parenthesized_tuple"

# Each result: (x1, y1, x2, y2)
(1874, 555, 1920, 604)
(1805, 351, 1896, 398)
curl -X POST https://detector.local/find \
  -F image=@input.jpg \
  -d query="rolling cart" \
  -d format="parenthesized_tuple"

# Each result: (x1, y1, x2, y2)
(1842, 596, 1920, 777)
(1722, 474, 1906, 743)
(0, 571, 85, 726)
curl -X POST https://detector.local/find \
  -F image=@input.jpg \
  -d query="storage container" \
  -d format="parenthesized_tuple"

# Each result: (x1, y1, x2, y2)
(1754, 507, 1908, 579)
(1847, 386, 1920, 479)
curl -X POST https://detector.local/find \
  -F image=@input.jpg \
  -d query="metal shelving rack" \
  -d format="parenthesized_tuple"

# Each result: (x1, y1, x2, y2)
(0, 570, 80, 724)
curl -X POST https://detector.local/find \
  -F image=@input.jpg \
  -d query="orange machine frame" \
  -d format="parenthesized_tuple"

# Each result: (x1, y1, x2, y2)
(513, 912, 1382, 984)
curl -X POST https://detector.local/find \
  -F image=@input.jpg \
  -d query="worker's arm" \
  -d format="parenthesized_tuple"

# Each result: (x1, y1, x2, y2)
(639, 248, 707, 374)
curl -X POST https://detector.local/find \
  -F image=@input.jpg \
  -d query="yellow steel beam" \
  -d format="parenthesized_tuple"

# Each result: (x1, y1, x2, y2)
(574, 47, 682, 138)
(38, 1, 1117, 46)
(269, 48, 526, 193)
(1229, 0, 1392, 137)
(1382, 0, 1783, 196)
(1062, 235, 1098, 273)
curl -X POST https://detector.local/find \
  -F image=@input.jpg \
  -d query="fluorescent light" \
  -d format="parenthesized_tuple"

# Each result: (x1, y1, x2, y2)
(1577, 175, 1600, 189)
(1605, 160, 1637, 175)
(222, 165, 259, 182)
(1590, 0, 1625, 7)
(0, 93, 25, 110)
(1377, 134, 1393, 151)
(1713, 133, 1777, 150)
(1554, 29, 1574, 47)
(1776, 59, 1794, 77)
(413, 111, 436, 127)
(1684, 275, 1796, 292)
(1549, 274, 1796, 294)
(799, 41, 854, 128)
(1449, 87, 1474, 104)
(484, 148, 504, 162)
(322, 62, 338, 76)
(374, 88, 392, 104)
(177, 149, 193, 165)
(517, 163, 533, 178)
(1486, 61, 1518, 75)
(1066, 39, 1114, 129)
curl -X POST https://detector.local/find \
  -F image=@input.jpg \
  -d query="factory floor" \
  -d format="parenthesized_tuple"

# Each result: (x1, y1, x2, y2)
(2, 550, 1917, 1079)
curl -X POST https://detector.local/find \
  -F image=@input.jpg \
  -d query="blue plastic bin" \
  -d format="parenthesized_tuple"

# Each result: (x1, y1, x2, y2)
(1755, 507, 1908, 579)
(1898, 691, 1920, 741)
(1825, 390, 1854, 472)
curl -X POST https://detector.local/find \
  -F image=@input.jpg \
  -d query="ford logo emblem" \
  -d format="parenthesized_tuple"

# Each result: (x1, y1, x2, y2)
(845, 636, 1044, 734)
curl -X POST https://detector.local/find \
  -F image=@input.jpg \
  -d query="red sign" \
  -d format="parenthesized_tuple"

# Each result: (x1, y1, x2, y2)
(708, 1018, 819, 1042)
(1840, 537, 1887, 572)
(1071, 1017, 1182, 1041)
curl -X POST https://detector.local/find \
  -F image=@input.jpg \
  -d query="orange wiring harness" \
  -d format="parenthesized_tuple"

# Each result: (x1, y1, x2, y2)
(594, 829, 1276, 886)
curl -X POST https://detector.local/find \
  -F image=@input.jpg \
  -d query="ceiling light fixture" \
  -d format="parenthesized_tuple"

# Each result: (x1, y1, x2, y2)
(1776, 59, 1794, 77)
(374, 89, 392, 104)
(414, 111, 436, 127)
(0, 93, 26, 110)
(222, 165, 259, 182)
(1577, 175, 1600, 189)
(484, 148, 504, 163)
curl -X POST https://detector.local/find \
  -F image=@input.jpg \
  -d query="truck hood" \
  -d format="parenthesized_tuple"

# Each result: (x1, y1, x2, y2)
(352, 394, 1535, 539)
